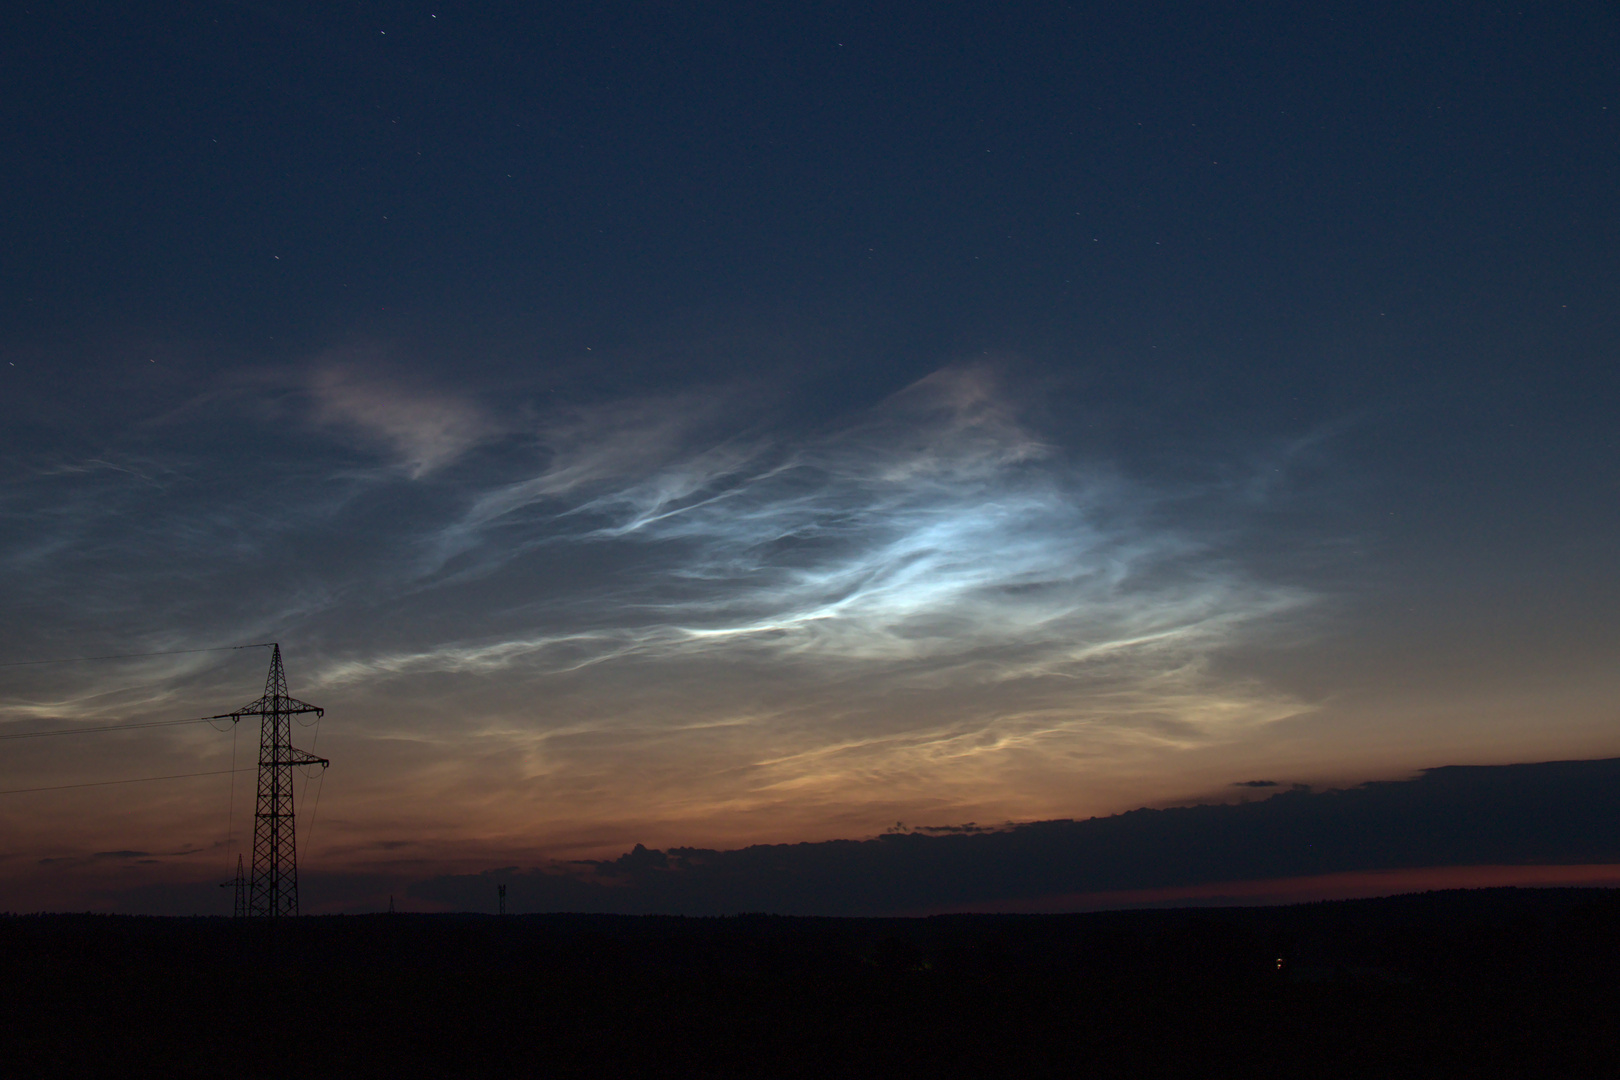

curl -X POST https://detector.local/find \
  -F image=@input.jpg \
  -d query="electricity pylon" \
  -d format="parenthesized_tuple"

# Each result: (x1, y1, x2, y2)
(215, 644, 328, 917)
(219, 854, 246, 917)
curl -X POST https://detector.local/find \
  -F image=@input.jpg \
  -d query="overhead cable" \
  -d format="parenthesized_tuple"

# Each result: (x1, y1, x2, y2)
(0, 715, 235, 742)
(0, 643, 272, 668)
(0, 767, 256, 797)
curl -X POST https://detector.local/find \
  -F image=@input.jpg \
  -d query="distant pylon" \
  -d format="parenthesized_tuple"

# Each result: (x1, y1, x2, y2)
(219, 853, 246, 918)
(219, 644, 328, 917)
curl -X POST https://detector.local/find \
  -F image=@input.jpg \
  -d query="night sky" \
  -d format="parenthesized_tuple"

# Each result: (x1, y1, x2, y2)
(2, 2, 1617, 913)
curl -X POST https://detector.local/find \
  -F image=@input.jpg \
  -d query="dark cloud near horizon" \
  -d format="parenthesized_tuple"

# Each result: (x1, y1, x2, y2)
(412, 759, 1620, 916)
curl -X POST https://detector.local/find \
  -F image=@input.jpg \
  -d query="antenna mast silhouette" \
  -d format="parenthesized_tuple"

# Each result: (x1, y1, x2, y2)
(222, 644, 328, 916)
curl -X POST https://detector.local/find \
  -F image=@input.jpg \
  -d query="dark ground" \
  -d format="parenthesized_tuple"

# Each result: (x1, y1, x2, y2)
(6, 887, 1620, 1078)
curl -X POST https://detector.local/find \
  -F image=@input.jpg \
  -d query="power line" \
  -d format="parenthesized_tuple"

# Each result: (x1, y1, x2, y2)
(0, 644, 272, 668)
(0, 715, 233, 742)
(0, 766, 255, 797)
(303, 768, 327, 858)
(225, 721, 239, 852)
(299, 711, 327, 855)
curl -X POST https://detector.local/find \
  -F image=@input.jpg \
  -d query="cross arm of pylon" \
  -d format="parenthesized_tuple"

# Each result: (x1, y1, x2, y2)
(284, 746, 330, 768)
(214, 695, 325, 719)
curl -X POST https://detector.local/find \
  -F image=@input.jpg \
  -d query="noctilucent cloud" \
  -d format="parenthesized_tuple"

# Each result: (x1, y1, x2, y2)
(1, 3, 1616, 912)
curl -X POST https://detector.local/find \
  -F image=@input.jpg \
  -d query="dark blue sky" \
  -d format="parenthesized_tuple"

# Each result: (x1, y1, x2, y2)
(2, 2, 1617, 912)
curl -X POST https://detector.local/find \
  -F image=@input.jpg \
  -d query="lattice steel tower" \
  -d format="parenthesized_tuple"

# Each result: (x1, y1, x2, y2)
(221, 644, 328, 917)
(220, 854, 247, 918)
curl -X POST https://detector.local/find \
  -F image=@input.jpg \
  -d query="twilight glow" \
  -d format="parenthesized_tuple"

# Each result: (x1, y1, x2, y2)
(2, 3, 1616, 914)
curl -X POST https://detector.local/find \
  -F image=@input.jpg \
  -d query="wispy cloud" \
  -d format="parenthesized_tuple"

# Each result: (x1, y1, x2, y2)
(323, 365, 1316, 759)
(310, 364, 496, 478)
(2, 360, 1331, 860)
